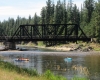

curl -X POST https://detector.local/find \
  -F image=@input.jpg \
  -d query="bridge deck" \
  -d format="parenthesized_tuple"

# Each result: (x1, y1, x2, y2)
(0, 36, 91, 42)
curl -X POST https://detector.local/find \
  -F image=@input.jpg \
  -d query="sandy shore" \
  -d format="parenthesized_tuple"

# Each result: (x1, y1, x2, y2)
(0, 46, 72, 52)
(0, 42, 97, 52)
(0, 45, 99, 56)
(40, 46, 73, 51)
(38, 43, 95, 52)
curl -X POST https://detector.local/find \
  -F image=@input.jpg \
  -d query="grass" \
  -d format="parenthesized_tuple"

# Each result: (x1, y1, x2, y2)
(88, 42, 100, 51)
(0, 61, 38, 76)
(0, 61, 67, 80)
(0, 68, 42, 80)
(0, 60, 89, 80)
(0, 61, 43, 80)
(44, 70, 66, 80)
(71, 76, 89, 80)
(0, 55, 90, 80)
(18, 41, 45, 47)
(76, 42, 100, 51)
(37, 41, 45, 47)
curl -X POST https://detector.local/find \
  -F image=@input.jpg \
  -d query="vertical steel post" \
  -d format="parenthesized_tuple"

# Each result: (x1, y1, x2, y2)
(20, 26, 22, 39)
(22, 26, 24, 36)
(42, 25, 44, 38)
(75, 24, 78, 38)
(31, 26, 33, 39)
(65, 24, 67, 39)
(75, 24, 78, 43)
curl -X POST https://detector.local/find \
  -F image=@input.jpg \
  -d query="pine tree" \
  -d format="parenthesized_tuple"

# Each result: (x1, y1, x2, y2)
(54, 0, 64, 24)
(67, 0, 73, 23)
(71, 4, 80, 24)
(63, 0, 67, 23)
(41, 7, 46, 24)
(46, 0, 52, 24)
(28, 15, 32, 24)
(93, 1, 100, 42)
(84, 0, 94, 23)
(34, 13, 38, 24)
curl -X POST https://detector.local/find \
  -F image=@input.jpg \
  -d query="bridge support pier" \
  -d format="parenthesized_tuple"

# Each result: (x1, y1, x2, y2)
(4, 42, 16, 50)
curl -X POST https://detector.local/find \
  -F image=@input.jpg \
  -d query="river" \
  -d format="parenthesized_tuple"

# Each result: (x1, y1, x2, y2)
(0, 46, 100, 80)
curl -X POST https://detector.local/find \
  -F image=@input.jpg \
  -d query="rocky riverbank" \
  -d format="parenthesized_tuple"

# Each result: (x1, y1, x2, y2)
(0, 42, 99, 52)
(41, 43, 93, 52)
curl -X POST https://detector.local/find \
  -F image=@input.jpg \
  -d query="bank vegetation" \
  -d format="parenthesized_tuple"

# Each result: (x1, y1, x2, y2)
(18, 41, 100, 52)
(0, 59, 89, 80)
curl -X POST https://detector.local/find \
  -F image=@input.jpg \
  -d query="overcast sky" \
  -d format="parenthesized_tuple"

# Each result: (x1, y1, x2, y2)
(0, 0, 96, 22)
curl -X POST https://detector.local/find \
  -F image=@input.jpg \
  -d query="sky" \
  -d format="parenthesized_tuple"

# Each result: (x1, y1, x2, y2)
(0, 0, 95, 22)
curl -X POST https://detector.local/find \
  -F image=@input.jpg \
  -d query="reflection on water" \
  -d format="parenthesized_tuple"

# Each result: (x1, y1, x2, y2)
(72, 65, 89, 77)
(85, 54, 100, 80)
(0, 51, 100, 80)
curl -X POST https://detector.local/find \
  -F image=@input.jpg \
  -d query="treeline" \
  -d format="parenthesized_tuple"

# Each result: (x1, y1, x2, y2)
(0, 0, 100, 42)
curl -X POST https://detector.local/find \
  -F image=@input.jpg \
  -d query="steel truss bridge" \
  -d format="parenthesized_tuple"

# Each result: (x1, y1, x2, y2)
(0, 24, 91, 42)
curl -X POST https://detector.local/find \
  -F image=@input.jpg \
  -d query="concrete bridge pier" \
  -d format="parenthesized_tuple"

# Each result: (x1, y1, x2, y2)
(3, 41, 16, 50)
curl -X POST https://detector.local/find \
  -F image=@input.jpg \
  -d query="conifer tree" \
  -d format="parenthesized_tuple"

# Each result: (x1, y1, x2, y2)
(84, 0, 94, 23)
(41, 7, 46, 24)
(93, 1, 100, 42)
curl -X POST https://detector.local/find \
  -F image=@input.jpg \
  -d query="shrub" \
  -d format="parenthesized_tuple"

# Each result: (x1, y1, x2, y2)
(44, 70, 66, 80)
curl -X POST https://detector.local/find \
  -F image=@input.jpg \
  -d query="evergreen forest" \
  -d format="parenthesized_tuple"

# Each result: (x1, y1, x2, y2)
(0, 0, 100, 42)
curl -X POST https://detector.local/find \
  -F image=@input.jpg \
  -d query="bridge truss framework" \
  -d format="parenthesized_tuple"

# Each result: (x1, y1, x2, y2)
(8, 24, 90, 42)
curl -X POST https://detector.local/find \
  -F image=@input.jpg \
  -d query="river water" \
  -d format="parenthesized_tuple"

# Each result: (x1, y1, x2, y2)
(0, 47, 100, 80)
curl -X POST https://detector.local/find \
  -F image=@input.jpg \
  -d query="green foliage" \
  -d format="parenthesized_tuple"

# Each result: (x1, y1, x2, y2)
(84, 0, 94, 23)
(0, 61, 38, 76)
(71, 76, 88, 80)
(38, 41, 45, 47)
(0, 60, 90, 80)
(26, 41, 36, 46)
(44, 70, 66, 80)
(21, 41, 25, 45)
(44, 70, 89, 80)
(91, 1, 100, 42)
